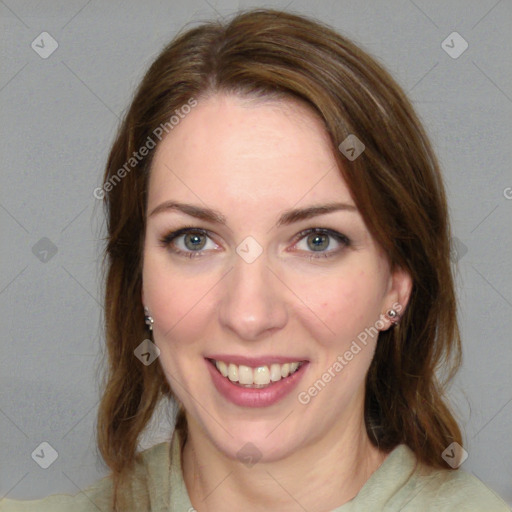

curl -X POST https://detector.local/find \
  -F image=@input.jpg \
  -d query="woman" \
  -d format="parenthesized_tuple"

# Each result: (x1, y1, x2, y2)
(1, 8, 509, 512)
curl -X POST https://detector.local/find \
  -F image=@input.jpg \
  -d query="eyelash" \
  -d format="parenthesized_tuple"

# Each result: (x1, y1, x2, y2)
(159, 226, 351, 260)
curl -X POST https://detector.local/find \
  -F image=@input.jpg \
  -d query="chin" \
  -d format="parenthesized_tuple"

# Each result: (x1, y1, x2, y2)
(201, 415, 305, 463)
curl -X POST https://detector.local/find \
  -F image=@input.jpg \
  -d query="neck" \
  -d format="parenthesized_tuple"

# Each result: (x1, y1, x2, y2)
(182, 411, 387, 512)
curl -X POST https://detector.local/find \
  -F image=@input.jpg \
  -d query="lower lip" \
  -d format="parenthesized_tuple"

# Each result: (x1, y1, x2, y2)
(206, 359, 309, 408)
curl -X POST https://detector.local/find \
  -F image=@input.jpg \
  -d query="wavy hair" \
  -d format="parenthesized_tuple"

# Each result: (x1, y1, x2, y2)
(97, 8, 463, 510)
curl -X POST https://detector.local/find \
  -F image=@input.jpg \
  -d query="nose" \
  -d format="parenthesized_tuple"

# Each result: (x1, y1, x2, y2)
(218, 251, 288, 341)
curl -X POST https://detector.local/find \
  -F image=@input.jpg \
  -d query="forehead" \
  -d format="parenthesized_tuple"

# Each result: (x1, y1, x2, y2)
(148, 93, 354, 211)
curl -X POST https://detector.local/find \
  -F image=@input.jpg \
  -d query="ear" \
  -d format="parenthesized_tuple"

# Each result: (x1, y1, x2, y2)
(379, 265, 413, 331)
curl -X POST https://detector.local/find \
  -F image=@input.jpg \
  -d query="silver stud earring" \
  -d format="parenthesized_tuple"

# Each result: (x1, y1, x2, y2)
(386, 308, 400, 325)
(144, 306, 154, 331)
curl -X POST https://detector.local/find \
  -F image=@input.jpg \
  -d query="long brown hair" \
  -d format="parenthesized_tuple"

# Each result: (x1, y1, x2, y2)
(97, 8, 462, 510)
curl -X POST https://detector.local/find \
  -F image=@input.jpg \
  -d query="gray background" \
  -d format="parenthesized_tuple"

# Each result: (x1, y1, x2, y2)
(1, 0, 511, 505)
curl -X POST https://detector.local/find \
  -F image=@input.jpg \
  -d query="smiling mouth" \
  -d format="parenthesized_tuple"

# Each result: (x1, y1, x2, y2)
(207, 358, 306, 388)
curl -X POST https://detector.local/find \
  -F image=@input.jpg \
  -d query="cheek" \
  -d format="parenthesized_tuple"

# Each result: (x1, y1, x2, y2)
(308, 268, 385, 346)
(142, 252, 216, 351)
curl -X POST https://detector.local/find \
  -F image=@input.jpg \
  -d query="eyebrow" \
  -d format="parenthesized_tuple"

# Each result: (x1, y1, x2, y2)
(148, 201, 357, 227)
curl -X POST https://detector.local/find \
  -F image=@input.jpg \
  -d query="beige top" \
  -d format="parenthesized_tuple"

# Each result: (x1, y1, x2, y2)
(0, 430, 509, 511)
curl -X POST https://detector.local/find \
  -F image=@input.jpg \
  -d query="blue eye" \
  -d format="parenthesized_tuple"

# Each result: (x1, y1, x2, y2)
(159, 227, 215, 259)
(159, 227, 350, 260)
(292, 228, 350, 259)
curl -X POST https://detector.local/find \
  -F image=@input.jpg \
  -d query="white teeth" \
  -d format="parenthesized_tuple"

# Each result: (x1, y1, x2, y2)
(215, 360, 228, 377)
(270, 363, 282, 382)
(253, 366, 270, 385)
(213, 359, 304, 387)
(238, 365, 253, 385)
(228, 363, 239, 382)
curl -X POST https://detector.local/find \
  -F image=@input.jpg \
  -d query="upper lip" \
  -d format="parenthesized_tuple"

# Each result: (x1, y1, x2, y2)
(206, 355, 308, 367)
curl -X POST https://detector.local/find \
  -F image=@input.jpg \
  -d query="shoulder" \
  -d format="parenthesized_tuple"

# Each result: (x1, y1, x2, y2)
(0, 441, 172, 512)
(389, 446, 510, 511)
(414, 467, 510, 511)
(0, 473, 113, 512)
(139, 439, 172, 467)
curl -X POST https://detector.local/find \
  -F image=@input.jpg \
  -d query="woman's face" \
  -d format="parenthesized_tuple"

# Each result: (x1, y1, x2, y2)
(142, 93, 411, 461)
